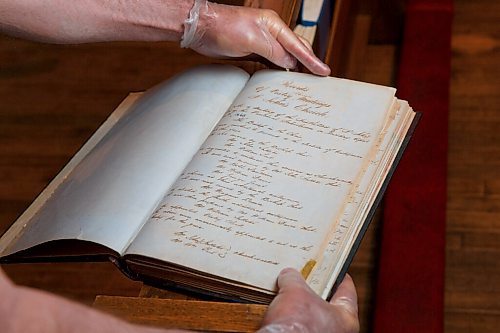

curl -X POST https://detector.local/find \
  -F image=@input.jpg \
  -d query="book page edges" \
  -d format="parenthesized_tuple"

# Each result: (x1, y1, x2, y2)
(0, 93, 142, 257)
(319, 107, 416, 298)
(322, 110, 421, 300)
(307, 97, 399, 285)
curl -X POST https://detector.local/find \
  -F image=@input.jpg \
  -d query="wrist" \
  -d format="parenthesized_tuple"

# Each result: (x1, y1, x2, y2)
(180, 0, 207, 48)
(180, 0, 219, 50)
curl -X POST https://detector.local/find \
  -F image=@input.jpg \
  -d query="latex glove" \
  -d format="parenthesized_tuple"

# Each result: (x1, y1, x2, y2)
(181, 0, 331, 76)
(257, 268, 359, 333)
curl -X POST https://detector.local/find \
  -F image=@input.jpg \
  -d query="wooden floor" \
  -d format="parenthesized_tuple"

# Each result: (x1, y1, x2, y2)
(0, 0, 499, 331)
(445, 0, 500, 331)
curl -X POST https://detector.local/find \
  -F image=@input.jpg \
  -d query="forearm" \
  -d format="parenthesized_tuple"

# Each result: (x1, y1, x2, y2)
(0, 269, 184, 333)
(0, 0, 193, 43)
(0, 0, 330, 75)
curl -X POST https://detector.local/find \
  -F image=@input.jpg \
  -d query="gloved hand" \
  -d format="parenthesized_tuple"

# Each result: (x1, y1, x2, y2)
(180, 0, 331, 76)
(257, 268, 359, 333)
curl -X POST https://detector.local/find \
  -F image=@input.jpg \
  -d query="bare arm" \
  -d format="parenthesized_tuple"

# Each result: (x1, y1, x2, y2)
(0, 269, 184, 333)
(0, 0, 191, 43)
(0, 0, 330, 75)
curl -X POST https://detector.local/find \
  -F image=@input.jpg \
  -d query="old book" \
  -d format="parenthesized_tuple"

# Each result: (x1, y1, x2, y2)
(0, 65, 418, 303)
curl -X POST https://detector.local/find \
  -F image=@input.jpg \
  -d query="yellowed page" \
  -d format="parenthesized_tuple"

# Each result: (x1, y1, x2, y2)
(126, 70, 397, 293)
(308, 100, 415, 298)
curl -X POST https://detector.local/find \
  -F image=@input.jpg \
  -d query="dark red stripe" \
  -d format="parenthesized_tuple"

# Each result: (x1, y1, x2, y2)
(374, 1, 453, 332)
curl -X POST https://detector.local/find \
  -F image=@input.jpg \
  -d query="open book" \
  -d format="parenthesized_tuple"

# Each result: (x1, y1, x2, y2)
(0, 65, 418, 303)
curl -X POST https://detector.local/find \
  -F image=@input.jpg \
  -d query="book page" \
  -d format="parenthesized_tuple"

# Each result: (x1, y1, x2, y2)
(126, 69, 397, 292)
(1, 65, 249, 256)
(308, 100, 415, 298)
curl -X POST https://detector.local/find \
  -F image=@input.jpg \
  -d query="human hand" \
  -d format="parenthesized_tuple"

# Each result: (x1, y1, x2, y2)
(257, 268, 359, 333)
(180, 0, 331, 76)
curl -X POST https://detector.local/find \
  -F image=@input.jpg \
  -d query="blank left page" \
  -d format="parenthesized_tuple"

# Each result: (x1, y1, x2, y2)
(0, 65, 249, 257)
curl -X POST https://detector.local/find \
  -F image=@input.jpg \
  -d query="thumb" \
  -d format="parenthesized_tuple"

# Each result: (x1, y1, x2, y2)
(276, 268, 311, 293)
(330, 274, 358, 316)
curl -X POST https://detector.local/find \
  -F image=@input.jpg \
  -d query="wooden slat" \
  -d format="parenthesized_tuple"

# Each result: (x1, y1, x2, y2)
(446, 291, 500, 311)
(359, 45, 397, 86)
(325, 0, 355, 76)
(445, 309, 500, 333)
(344, 15, 372, 80)
(2, 263, 142, 305)
(447, 210, 500, 231)
(93, 296, 267, 333)
(445, 268, 500, 294)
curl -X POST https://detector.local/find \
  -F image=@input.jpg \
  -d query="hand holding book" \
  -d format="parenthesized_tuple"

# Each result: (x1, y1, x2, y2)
(0, 266, 359, 333)
(1, 2, 363, 332)
(0, 65, 418, 303)
(258, 269, 359, 333)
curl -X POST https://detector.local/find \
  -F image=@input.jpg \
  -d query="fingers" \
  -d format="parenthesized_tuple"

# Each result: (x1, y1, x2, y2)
(278, 268, 358, 317)
(297, 35, 314, 53)
(262, 12, 330, 76)
(254, 33, 298, 70)
(242, 19, 297, 70)
(268, 269, 359, 333)
(330, 274, 359, 316)
(192, 4, 330, 76)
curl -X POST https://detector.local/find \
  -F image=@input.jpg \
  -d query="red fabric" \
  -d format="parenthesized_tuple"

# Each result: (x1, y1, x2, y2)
(373, 1, 453, 332)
